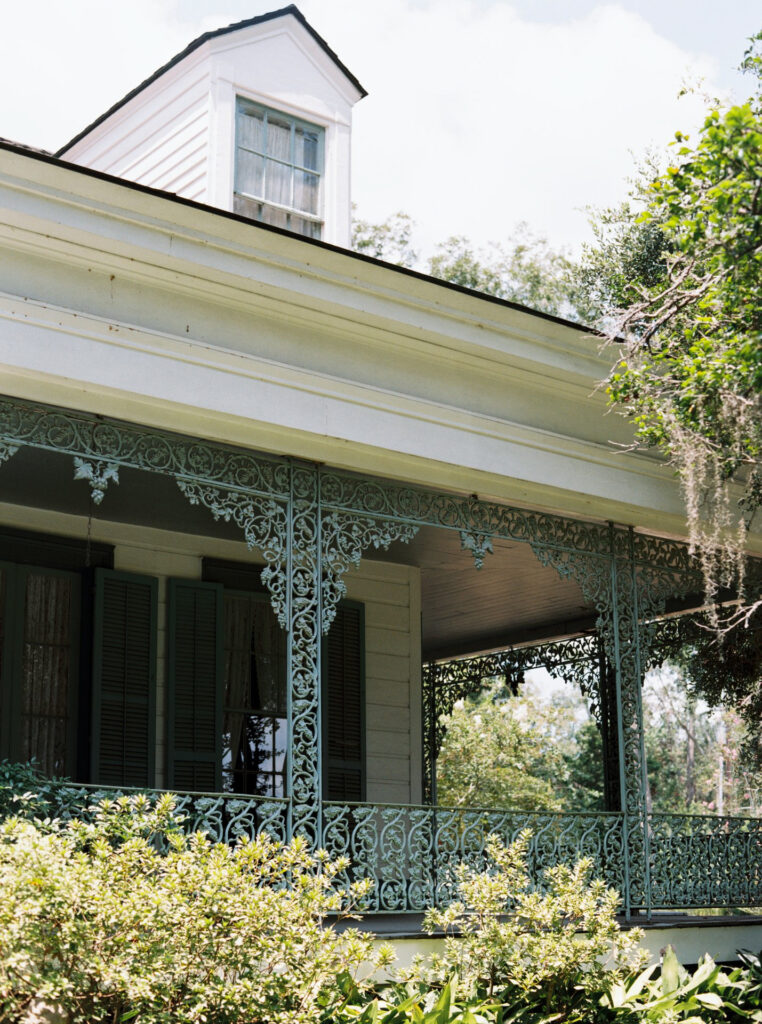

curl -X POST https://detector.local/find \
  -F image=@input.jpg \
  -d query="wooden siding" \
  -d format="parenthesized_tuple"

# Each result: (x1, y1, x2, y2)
(64, 66, 211, 204)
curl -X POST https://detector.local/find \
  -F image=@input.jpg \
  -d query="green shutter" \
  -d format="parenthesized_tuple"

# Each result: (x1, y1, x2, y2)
(167, 579, 222, 793)
(92, 568, 158, 787)
(322, 601, 366, 802)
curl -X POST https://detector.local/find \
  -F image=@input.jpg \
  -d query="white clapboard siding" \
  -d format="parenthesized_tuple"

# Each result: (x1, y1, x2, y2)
(65, 66, 212, 205)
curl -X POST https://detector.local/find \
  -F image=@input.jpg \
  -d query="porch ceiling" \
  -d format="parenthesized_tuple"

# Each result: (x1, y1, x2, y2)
(3, 448, 595, 660)
(366, 526, 595, 661)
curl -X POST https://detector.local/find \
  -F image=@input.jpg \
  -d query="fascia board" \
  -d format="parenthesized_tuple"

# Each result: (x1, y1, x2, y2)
(0, 150, 609, 388)
(0, 290, 634, 476)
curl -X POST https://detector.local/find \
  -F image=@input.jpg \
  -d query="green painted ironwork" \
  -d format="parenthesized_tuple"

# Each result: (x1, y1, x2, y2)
(649, 812, 762, 909)
(43, 782, 290, 844)
(421, 633, 602, 805)
(1, 392, 750, 918)
(322, 801, 626, 913)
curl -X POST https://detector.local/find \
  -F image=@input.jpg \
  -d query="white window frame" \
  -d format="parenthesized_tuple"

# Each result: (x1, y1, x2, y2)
(234, 97, 325, 237)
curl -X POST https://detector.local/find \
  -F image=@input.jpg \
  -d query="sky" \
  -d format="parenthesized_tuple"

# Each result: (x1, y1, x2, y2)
(0, 1, 758, 256)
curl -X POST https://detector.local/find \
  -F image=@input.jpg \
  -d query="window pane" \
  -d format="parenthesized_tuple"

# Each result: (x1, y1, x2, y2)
(238, 108, 265, 153)
(236, 150, 264, 198)
(233, 194, 264, 221)
(295, 127, 319, 171)
(273, 717, 288, 773)
(264, 159, 291, 207)
(293, 170, 319, 216)
(289, 216, 322, 240)
(266, 116, 291, 162)
(21, 572, 73, 777)
(261, 204, 289, 229)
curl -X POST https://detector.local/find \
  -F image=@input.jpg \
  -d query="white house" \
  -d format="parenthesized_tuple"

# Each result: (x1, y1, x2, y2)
(0, 4, 760, 960)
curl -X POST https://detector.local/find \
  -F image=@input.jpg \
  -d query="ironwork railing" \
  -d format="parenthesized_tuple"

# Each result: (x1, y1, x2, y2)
(322, 802, 626, 913)
(649, 812, 762, 910)
(42, 783, 290, 845)
(24, 786, 762, 915)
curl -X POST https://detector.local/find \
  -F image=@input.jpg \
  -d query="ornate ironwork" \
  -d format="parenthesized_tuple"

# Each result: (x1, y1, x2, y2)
(43, 782, 289, 844)
(176, 480, 289, 627)
(649, 812, 762, 909)
(72, 457, 120, 504)
(320, 511, 419, 632)
(459, 530, 493, 570)
(421, 634, 602, 804)
(0, 395, 290, 498)
(287, 465, 322, 845)
(322, 801, 626, 913)
(3, 391, 752, 918)
(0, 441, 18, 465)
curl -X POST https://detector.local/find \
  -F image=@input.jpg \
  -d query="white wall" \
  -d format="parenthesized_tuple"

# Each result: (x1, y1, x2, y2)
(61, 14, 362, 247)
(0, 502, 420, 798)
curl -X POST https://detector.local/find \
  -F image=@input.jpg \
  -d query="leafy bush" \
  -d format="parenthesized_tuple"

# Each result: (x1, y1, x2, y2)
(0, 793, 391, 1024)
(398, 830, 648, 1022)
(603, 945, 762, 1021)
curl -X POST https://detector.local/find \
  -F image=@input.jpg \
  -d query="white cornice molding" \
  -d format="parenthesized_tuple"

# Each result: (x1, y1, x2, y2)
(0, 150, 607, 385)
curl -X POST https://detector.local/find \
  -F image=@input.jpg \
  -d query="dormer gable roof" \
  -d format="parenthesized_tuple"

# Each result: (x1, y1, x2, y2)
(56, 5, 366, 158)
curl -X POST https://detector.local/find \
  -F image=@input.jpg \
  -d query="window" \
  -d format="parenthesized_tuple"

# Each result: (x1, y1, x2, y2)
(0, 563, 80, 777)
(221, 590, 287, 797)
(0, 530, 158, 788)
(234, 98, 324, 239)
(168, 563, 364, 799)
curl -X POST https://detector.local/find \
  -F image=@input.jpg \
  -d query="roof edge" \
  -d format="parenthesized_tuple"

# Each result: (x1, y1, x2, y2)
(56, 5, 367, 157)
(0, 137, 599, 339)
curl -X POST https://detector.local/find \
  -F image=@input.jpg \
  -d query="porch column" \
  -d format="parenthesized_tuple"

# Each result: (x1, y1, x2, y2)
(286, 463, 323, 846)
(608, 527, 651, 917)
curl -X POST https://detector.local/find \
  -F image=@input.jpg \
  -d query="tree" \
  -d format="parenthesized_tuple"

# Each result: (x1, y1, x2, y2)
(435, 683, 604, 812)
(605, 38, 762, 626)
(427, 224, 581, 318)
(351, 208, 417, 266)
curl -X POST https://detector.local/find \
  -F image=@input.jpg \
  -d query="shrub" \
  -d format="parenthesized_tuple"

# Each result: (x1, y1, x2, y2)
(399, 830, 648, 1022)
(0, 793, 391, 1024)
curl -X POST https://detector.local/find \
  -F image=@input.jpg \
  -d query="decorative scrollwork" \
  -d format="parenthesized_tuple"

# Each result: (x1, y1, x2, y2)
(320, 511, 419, 632)
(176, 480, 288, 627)
(288, 465, 322, 845)
(0, 441, 18, 465)
(41, 782, 289, 845)
(422, 633, 603, 803)
(0, 394, 289, 498)
(459, 530, 493, 570)
(649, 812, 762, 909)
(73, 456, 120, 504)
(322, 801, 626, 912)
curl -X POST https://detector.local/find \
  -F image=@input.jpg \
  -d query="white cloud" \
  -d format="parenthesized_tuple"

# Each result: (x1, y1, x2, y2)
(0, 0, 722, 253)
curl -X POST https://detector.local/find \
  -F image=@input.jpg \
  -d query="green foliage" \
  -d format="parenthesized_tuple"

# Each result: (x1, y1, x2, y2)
(425, 224, 579, 318)
(436, 684, 604, 814)
(605, 38, 762, 619)
(402, 831, 648, 1021)
(0, 793, 389, 1024)
(0, 759, 62, 819)
(603, 945, 762, 1021)
(435, 687, 577, 812)
(351, 209, 418, 266)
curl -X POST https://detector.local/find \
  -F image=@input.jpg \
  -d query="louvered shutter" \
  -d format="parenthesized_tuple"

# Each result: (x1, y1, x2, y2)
(91, 569, 157, 787)
(322, 601, 365, 801)
(167, 579, 222, 792)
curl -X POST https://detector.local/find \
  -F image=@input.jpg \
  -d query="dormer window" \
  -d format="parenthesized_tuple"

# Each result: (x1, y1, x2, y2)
(234, 98, 324, 239)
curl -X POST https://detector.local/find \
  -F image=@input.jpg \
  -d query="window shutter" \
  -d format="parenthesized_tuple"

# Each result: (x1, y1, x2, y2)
(91, 568, 158, 787)
(167, 579, 222, 793)
(322, 601, 365, 802)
